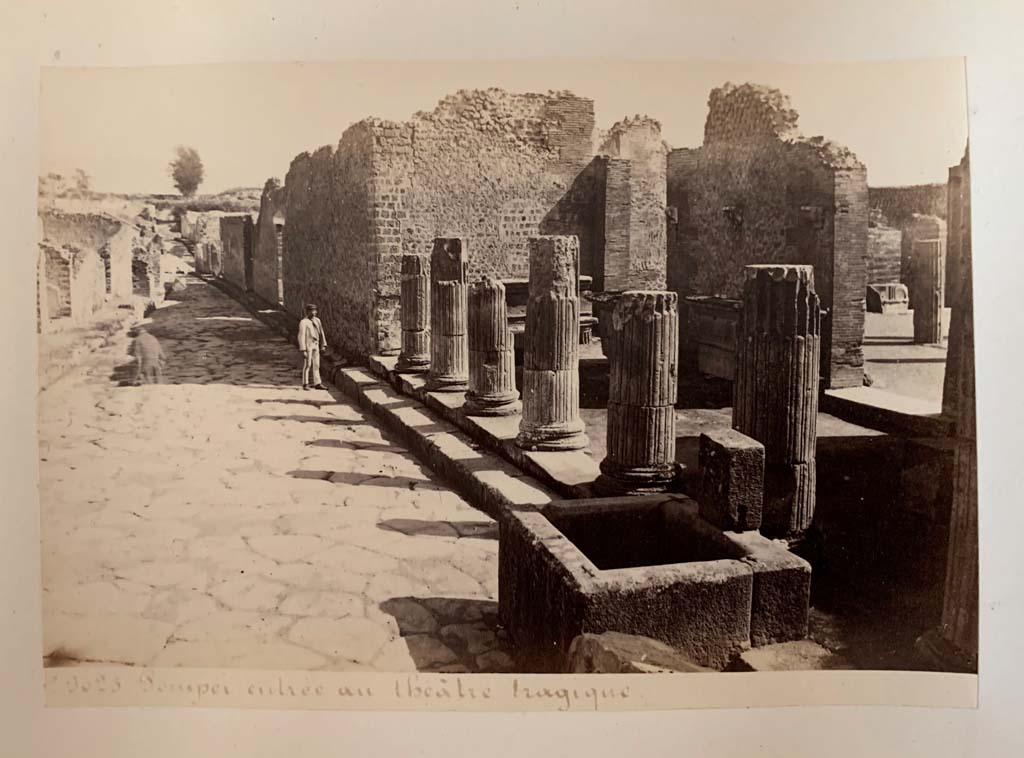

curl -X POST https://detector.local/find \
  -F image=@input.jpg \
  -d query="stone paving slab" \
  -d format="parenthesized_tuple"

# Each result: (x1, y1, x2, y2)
(39, 276, 516, 672)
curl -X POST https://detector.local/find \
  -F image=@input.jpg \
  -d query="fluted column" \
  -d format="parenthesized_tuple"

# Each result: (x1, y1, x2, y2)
(516, 236, 588, 451)
(397, 254, 431, 372)
(912, 239, 945, 345)
(733, 264, 820, 539)
(426, 238, 468, 391)
(465, 277, 521, 416)
(596, 291, 679, 495)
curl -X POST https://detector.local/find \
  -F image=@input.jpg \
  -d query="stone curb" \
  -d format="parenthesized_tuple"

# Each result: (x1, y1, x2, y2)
(204, 274, 557, 519)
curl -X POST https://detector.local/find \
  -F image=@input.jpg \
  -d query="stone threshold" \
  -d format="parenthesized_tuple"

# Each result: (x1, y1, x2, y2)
(821, 386, 953, 438)
(365, 354, 601, 500)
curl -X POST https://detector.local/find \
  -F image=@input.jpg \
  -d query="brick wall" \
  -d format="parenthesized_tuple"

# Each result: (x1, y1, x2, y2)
(597, 116, 668, 290)
(253, 178, 286, 304)
(283, 89, 601, 357)
(665, 83, 867, 388)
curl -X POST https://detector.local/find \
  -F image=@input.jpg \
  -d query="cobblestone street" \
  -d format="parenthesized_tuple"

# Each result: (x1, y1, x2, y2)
(38, 276, 512, 673)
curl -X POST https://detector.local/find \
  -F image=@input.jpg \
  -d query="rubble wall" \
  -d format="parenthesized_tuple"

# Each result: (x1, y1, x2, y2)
(284, 90, 599, 357)
(69, 246, 105, 322)
(220, 215, 251, 291)
(253, 179, 286, 305)
(666, 83, 867, 388)
(283, 128, 377, 356)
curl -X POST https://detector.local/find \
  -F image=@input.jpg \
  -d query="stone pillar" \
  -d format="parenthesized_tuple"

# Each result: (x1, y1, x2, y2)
(426, 239, 468, 391)
(516, 236, 588, 451)
(465, 277, 521, 416)
(733, 264, 821, 540)
(596, 291, 679, 494)
(911, 239, 945, 345)
(920, 146, 976, 673)
(397, 254, 431, 373)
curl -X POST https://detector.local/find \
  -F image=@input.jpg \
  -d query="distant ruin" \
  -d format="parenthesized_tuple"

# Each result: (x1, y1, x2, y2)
(667, 84, 868, 389)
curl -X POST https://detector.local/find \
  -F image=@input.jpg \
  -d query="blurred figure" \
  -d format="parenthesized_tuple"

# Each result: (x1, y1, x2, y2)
(132, 326, 166, 384)
(298, 303, 328, 390)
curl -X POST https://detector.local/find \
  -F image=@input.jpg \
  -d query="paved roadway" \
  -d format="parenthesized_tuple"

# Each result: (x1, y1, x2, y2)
(38, 276, 512, 672)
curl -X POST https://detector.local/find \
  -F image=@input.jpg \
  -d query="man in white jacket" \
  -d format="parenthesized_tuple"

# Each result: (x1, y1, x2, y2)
(298, 303, 328, 390)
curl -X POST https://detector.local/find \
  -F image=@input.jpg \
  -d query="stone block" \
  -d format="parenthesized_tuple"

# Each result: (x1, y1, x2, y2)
(723, 530, 811, 646)
(698, 428, 764, 531)
(566, 631, 710, 673)
(499, 495, 756, 671)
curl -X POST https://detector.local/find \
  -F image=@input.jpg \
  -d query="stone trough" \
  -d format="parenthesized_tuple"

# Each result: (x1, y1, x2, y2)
(498, 494, 810, 671)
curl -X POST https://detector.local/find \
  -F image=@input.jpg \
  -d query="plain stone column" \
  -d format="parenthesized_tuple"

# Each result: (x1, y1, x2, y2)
(911, 239, 945, 345)
(733, 264, 821, 540)
(516, 236, 588, 451)
(920, 146, 976, 672)
(397, 254, 431, 373)
(596, 291, 679, 495)
(465, 277, 521, 416)
(426, 238, 468, 391)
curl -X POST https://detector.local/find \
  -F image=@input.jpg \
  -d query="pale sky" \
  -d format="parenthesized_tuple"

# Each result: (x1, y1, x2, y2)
(39, 58, 968, 195)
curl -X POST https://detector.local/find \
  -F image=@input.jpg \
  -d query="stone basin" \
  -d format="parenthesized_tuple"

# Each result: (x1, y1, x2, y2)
(498, 494, 810, 671)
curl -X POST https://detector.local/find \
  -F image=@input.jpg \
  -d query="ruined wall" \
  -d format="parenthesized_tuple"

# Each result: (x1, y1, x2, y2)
(900, 214, 946, 308)
(70, 246, 105, 322)
(867, 209, 903, 284)
(220, 214, 255, 291)
(253, 178, 286, 304)
(41, 243, 72, 319)
(284, 90, 598, 357)
(595, 116, 669, 290)
(192, 212, 226, 275)
(666, 83, 867, 388)
(283, 127, 377, 356)
(39, 209, 134, 301)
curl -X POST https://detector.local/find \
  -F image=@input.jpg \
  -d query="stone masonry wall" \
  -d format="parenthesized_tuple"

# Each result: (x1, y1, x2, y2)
(666, 83, 867, 388)
(220, 215, 254, 292)
(283, 126, 377, 356)
(41, 243, 72, 319)
(596, 116, 668, 290)
(867, 209, 903, 284)
(39, 209, 134, 301)
(69, 245, 105, 322)
(284, 90, 599, 357)
(254, 178, 286, 305)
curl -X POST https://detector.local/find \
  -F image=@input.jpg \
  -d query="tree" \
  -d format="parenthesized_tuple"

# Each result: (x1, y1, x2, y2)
(169, 145, 204, 197)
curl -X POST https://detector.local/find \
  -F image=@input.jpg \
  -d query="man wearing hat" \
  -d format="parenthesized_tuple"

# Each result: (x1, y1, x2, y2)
(298, 303, 328, 390)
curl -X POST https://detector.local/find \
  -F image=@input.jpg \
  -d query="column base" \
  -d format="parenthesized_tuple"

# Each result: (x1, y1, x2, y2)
(594, 460, 679, 496)
(515, 419, 588, 452)
(426, 374, 468, 392)
(463, 393, 522, 417)
(396, 355, 430, 373)
(914, 628, 977, 674)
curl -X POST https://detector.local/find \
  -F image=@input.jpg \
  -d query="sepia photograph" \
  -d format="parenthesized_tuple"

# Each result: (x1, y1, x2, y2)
(33, 54, 977, 695)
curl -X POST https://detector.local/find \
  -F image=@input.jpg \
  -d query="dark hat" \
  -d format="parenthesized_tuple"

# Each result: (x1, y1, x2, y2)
(305, 303, 317, 311)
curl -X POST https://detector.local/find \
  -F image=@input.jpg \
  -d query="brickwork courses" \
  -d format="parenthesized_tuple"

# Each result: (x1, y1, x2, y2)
(282, 87, 668, 360)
